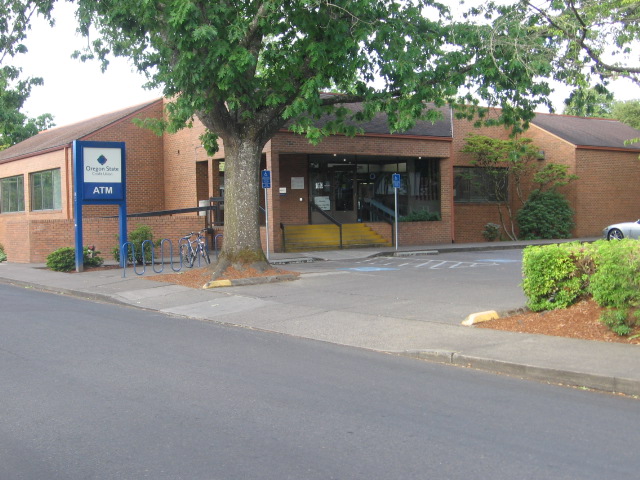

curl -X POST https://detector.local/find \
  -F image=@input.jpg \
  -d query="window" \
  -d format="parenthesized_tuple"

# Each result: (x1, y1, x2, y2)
(454, 167, 508, 203)
(31, 169, 61, 211)
(0, 175, 25, 213)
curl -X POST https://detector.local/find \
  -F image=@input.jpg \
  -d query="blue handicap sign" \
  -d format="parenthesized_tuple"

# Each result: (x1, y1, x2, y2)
(262, 170, 271, 188)
(392, 173, 401, 189)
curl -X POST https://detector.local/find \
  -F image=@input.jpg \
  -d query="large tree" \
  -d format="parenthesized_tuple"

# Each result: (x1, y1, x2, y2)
(0, 0, 55, 149)
(74, 0, 557, 278)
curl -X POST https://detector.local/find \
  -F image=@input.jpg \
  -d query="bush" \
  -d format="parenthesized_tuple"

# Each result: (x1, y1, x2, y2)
(588, 239, 640, 334)
(398, 209, 441, 222)
(482, 223, 501, 241)
(521, 239, 640, 336)
(589, 239, 640, 308)
(0, 243, 6, 262)
(46, 246, 104, 272)
(112, 224, 159, 264)
(521, 242, 593, 311)
(517, 190, 574, 240)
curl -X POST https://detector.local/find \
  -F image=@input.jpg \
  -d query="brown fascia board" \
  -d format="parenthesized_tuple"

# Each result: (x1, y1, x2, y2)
(0, 98, 163, 165)
(575, 144, 640, 153)
(0, 145, 69, 164)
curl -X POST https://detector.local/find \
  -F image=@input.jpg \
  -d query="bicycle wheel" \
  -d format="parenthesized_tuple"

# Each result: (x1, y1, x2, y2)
(180, 243, 194, 267)
(200, 244, 211, 264)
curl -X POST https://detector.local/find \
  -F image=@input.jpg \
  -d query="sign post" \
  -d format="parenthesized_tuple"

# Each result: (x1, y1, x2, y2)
(261, 170, 271, 261)
(73, 141, 127, 272)
(392, 173, 401, 251)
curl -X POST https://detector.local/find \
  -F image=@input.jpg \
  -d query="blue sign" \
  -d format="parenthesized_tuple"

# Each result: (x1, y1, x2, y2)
(392, 173, 401, 189)
(73, 140, 127, 271)
(262, 170, 271, 189)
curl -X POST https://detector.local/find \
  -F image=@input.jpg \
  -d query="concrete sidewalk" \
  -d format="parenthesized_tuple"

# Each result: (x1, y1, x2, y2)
(2, 238, 640, 397)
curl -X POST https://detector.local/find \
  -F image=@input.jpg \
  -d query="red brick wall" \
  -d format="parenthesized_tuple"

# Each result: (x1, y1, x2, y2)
(574, 148, 640, 236)
(275, 154, 310, 225)
(4, 215, 208, 263)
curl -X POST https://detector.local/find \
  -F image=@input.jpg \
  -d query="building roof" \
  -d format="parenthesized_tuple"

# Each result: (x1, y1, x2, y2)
(0, 98, 163, 163)
(531, 113, 640, 150)
(302, 100, 453, 138)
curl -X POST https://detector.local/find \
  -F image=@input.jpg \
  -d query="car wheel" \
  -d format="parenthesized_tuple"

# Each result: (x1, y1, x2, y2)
(607, 228, 624, 240)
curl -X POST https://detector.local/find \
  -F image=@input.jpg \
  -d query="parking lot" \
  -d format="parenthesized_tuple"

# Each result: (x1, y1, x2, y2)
(238, 249, 527, 326)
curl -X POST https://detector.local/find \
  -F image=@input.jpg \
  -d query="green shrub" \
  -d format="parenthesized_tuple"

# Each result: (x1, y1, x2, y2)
(46, 246, 104, 272)
(112, 224, 159, 264)
(521, 242, 593, 311)
(398, 209, 441, 222)
(600, 308, 635, 337)
(0, 242, 6, 262)
(589, 239, 640, 307)
(517, 190, 574, 240)
(522, 239, 640, 336)
(482, 223, 501, 241)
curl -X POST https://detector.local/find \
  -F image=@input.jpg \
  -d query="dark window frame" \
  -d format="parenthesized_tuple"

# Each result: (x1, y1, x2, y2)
(0, 175, 25, 213)
(454, 166, 508, 203)
(30, 168, 62, 211)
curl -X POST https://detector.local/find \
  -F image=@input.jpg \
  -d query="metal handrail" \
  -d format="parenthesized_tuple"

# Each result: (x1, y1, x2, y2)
(363, 198, 395, 246)
(309, 201, 343, 249)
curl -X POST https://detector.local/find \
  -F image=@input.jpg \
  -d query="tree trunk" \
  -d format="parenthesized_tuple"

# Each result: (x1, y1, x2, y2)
(211, 137, 269, 279)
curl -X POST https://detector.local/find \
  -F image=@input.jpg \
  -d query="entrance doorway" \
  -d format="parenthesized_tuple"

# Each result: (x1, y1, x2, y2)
(309, 161, 357, 223)
(309, 155, 441, 224)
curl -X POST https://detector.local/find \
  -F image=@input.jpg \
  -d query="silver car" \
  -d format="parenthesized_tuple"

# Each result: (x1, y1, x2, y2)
(603, 220, 640, 240)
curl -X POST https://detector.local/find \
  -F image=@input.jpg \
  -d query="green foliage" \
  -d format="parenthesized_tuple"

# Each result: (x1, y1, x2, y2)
(398, 209, 440, 222)
(46, 246, 104, 272)
(532, 163, 578, 192)
(589, 239, 640, 310)
(522, 240, 640, 336)
(112, 225, 159, 264)
(521, 242, 594, 311)
(482, 223, 501, 241)
(611, 99, 640, 129)
(0, 242, 6, 262)
(517, 190, 575, 240)
(600, 308, 634, 337)
(562, 86, 614, 117)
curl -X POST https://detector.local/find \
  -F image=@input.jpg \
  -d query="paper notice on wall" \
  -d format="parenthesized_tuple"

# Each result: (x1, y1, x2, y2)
(291, 177, 304, 189)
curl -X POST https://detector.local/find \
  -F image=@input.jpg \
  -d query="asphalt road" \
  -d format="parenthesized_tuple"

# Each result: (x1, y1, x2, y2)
(2, 283, 639, 479)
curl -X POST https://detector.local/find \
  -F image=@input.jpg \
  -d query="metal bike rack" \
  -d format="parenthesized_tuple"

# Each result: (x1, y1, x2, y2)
(121, 235, 210, 277)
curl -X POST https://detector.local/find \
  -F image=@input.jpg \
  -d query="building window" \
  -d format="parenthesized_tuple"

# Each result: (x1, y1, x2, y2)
(0, 175, 25, 213)
(31, 169, 61, 211)
(454, 167, 508, 203)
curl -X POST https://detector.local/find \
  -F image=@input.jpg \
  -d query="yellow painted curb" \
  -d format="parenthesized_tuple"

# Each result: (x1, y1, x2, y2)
(203, 279, 233, 289)
(462, 310, 499, 326)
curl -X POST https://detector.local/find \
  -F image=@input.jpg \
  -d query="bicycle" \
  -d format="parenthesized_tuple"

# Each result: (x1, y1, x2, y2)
(179, 230, 211, 267)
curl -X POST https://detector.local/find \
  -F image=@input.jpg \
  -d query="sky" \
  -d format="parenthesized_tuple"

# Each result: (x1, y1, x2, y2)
(20, 2, 162, 127)
(16, 1, 639, 129)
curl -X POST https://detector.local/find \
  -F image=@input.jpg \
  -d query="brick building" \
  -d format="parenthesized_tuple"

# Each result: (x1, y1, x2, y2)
(1, 97, 639, 262)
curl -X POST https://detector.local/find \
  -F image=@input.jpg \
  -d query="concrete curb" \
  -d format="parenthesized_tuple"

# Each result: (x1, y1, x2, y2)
(401, 350, 640, 396)
(0, 276, 130, 307)
(203, 274, 299, 289)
